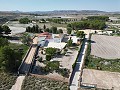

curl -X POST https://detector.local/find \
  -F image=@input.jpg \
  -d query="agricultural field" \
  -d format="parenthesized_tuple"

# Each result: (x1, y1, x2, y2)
(91, 35, 120, 59)
(21, 76, 69, 90)
(81, 69, 120, 89)
(84, 34, 120, 72)
(0, 72, 17, 90)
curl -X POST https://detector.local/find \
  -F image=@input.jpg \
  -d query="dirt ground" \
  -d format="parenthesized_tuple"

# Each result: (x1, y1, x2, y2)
(81, 69, 120, 89)
(91, 35, 120, 59)
(37, 47, 78, 73)
(51, 48, 78, 72)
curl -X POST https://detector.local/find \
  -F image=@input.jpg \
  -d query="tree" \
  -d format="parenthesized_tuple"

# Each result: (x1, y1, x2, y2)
(51, 26, 58, 34)
(26, 25, 40, 33)
(76, 31, 85, 38)
(21, 33, 32, 45)
(19, 18, 30, 24)
(43, 24, 46, 30)
(67, 24, 72, 27)
(42, 61, 59, 72)
(44, 28, 50, 32)
(68, 20, 106, 30)
(46, 48, 57, 56)
(0, 26, 3, 35)
(0, 38, 9, 47)
(58, 29, 63, 34)
(2, 25, 11, 35)
(26, 26, 31, 32)
(87, 16, 109, 21)
(46, 55, 52, 61)
(67, 39, 73, 47)
(0, 46, 21, 72)
(67, 27, 72, 35)
(35, 25, 39, 33)
(38, 57, 43, 62)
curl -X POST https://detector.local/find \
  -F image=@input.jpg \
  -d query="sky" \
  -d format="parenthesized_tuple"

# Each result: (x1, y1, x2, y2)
(0, 0, 120, 12)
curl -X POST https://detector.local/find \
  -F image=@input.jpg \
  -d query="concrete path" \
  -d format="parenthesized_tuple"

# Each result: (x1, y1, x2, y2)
(20, 37, 38, 74)
(10, 76, 25, 90)
(70, 34, 89, 90)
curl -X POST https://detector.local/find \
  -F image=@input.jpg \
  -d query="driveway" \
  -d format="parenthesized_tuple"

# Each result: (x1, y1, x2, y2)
(70, 34, 89, 90)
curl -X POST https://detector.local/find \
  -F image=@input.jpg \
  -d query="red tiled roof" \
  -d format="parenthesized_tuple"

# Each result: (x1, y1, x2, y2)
(40, 32, 49, 35)
(38, 32, 52, 39)
(46, 35, 52, 39)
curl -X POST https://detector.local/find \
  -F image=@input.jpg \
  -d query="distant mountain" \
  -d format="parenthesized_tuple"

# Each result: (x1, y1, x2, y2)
(0, 10, 120, 15)
(27, 10, 120, 15)
(28, 10, 106, 15)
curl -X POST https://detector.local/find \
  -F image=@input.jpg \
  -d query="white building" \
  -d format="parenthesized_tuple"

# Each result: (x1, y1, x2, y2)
(69, 36, 81, 44)
(44, 42, 67, 50)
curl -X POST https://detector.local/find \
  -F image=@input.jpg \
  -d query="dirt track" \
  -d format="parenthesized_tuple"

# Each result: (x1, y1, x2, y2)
(91, 35, 120, 59)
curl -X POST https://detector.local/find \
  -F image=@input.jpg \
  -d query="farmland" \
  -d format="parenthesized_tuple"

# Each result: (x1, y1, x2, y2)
(91, 35, 120, 59)
(82, 34, 120, 89)
(81, 69, 120, 89)
(84, 34, 120, 72)
(21, 76, 69, 90)
(0, 72, 17, 90)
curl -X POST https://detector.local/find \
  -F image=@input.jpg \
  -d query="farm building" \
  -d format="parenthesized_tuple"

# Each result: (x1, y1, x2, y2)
(44, 42, 67, 50)
(37, 32, 66, 49)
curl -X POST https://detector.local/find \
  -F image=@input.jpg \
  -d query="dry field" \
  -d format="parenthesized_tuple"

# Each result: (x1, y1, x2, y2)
(81, 69, 120, 89)
(91, 35, 120, 59)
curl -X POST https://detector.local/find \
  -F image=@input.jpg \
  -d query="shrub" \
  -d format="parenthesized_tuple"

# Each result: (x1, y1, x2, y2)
(46, 48, 57, 56)
(57, 68, 69, 78)
(46, 55, 52, 61)
(38, 57, 43, 62)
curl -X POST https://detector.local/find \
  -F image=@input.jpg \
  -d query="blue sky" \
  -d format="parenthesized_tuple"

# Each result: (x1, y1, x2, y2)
(0, 0, 120, 12)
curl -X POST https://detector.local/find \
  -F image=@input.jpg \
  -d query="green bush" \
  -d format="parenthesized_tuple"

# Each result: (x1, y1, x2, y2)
(57, 68, 69, 78)
(38, 57, 43, 62)
(41, 61, 59, 73)
(46, 47, 57, 56)
(46, 55, 52, 61)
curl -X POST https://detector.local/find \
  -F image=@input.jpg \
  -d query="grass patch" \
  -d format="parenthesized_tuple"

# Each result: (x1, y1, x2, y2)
(21, 76, 69, 90)
(85, 56, 120, 72)
(0, 72, 17, 90)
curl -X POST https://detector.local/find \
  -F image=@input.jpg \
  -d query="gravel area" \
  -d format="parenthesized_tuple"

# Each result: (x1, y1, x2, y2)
(91, 35, 120, 59)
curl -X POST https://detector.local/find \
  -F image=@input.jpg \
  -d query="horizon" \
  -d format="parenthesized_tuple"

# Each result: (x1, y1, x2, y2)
(0, 10, 120, 13)
(0, 0, 120, 12)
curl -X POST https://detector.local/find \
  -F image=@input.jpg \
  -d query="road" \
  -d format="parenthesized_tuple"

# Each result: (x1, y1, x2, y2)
(20, 37, 38, 74)
(70, 34, 89, 90)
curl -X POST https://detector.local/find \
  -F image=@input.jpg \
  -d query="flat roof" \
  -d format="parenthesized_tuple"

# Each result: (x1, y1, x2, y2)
(45, 42, 67, 50)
